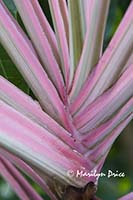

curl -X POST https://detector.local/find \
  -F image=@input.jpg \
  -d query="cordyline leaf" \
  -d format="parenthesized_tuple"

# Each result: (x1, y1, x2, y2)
(121, 53, 133, 75)
(30, 0, 61, 65)
(83, 0, 90, 19)
(70, 97, 132, 174)
(0, 147, 57, 200)
(13, 0, 66, 99)
(81, 98, 132, 169)
(69, 0, 110, 99)
(48, 0, 70, 87)
(0, 2, 37, 55)
(68, 0, 86, 88)
(58, 0, 69, 45)
(81, 98, 132, 146)
(0, 100, 94, 187)
(118, 192, 133, 200)
(0, 0, 132, 199)
(70, 1, 133, 115)
(87, 114, 132, 165)
(0, 2, 70, 128)
(0, 156, 43, 200)
(0, 76, 87, 153)
(74, 65, 132, 131)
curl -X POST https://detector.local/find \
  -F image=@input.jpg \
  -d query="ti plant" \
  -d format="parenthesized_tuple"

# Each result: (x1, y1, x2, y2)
(0, 0, 132, 200)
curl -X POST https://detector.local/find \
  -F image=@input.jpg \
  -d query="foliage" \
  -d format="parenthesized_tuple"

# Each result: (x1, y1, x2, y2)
(0, 0, 132, 199)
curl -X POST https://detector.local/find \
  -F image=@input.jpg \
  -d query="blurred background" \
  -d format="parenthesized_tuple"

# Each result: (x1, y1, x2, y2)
(0, 0, 132, 199)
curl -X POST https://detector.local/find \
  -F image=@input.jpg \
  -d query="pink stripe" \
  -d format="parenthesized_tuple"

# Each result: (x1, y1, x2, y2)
(0, 76, 87, 153)
(0, 101, 92, 186)
(0, 156, 43, 200)
(118, 192, 133, 200)
(74, 65, 132, 129)
(69, 0, 110, 99)
(87, 115, 132, 162)
(0, 2, 69, 128)
(49, 0, 70, 87)
(0, 148, 57, 200)
(32, 0, 60, 64)
(13, 0, 65, 101)
(82, 98, 132, 147)
(70, 2, 133, 114)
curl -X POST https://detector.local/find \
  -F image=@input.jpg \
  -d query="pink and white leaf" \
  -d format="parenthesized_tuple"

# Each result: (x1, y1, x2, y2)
(85, 114, 132, 164)
(48, 0, 70, 86)
(0, 148, 58, 200)
(58, 0, 69, 44)
(68, 0, 86, 88)
(13, 0, 65, 98)
(0, 2, 69, 127)
(0, 101, 93, 187)
(0, 76, 87, 153)
(81, 98, 132, 148)
(74, 65, 132, 131)
(69, 0, 110, 99)
(0, 156, 43, 200)
(118, 192, 133, 200)
(70, 1, 133, 114)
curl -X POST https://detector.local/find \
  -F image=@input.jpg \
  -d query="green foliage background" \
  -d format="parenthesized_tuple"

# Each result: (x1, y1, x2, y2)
(0, 0, 132, 199)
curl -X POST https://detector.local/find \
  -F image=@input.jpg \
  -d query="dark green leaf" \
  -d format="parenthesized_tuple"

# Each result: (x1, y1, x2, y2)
(0, 44, 29, 94)
(3, 0, 17, 18)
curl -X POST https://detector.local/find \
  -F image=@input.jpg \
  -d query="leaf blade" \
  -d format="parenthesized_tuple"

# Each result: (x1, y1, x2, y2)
(70, 1, 133, 115)
(69, 0, 110, 99)
(0, 156, 43, 200)
(48, 0, 70, 87)
(0, 2, 69, 127)
(13, 0, 65, 100)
